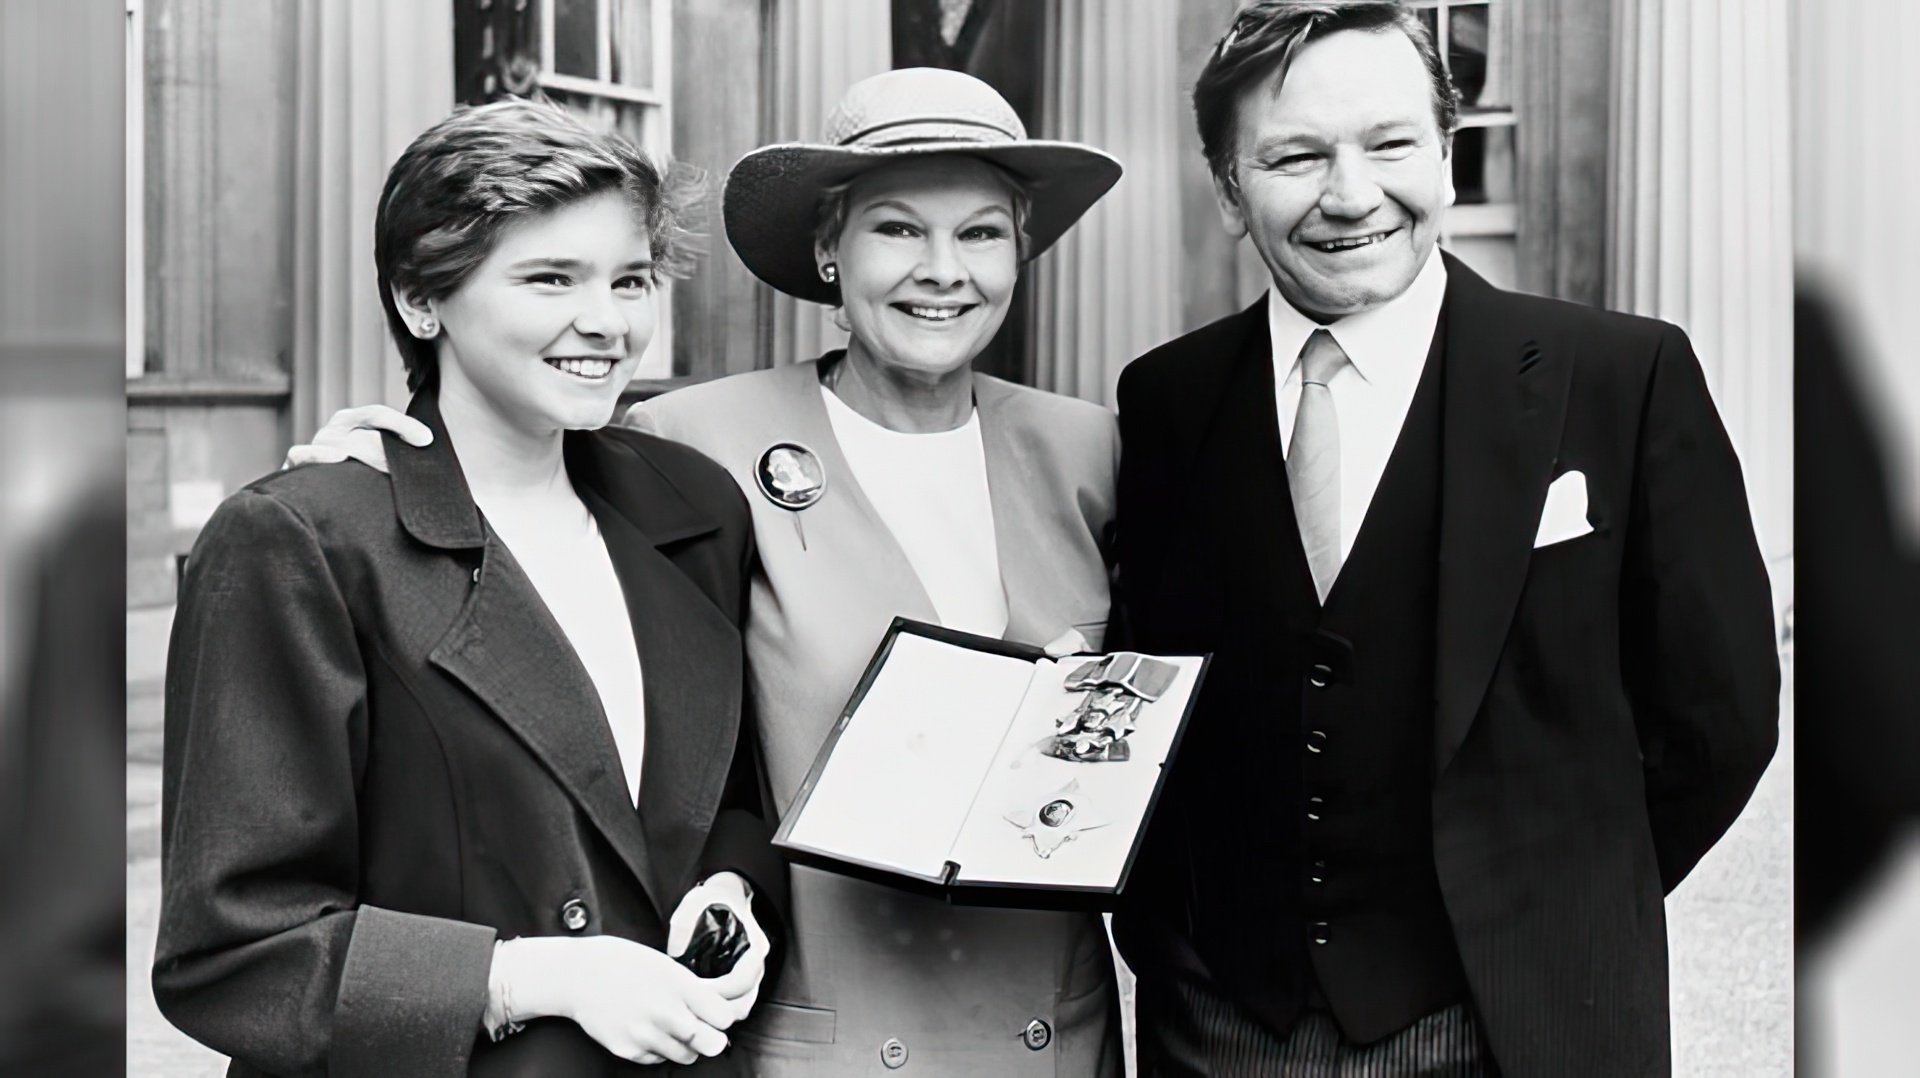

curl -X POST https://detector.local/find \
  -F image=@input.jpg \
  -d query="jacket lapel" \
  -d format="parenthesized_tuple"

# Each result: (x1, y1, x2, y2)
(974, 375, 1055, 645)
(428, 531, 661, 906)
(396, 392, 732, 922)
(1189, 301, 1318, 617)
(773, 357, 942, 624)
(1431, 255, 1575, 776)
(570, 434, 742, 916)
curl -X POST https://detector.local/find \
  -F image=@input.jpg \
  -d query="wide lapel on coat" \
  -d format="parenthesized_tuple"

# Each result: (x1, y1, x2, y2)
(767, 357, 942, 625)
(1431, 254, 1575, 777)
(973, 374, 1056, 646)
(396, 395, 661, 917)
(569, 433, 741, 917)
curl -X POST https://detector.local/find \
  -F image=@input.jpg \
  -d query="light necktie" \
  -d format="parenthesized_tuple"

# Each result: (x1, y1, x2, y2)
(1288, 329, 1351, 602)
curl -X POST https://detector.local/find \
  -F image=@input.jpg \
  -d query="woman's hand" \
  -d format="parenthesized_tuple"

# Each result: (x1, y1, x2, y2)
(668, 872, 771, 1024)
(1042, 627, 1094, 658)
(492, 934, 738, 1066)
(282, 404, 432, 473)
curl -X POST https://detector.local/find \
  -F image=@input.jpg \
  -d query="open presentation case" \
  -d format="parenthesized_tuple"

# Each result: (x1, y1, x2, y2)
(773, 618, 1210, 908)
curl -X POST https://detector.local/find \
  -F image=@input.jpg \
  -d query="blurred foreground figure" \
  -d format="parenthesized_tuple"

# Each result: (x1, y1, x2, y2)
(1796, 286, 1920, 1076)
(0, 483, 125, 1075)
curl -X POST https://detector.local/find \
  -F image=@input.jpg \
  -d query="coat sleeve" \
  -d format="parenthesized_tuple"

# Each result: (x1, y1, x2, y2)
(153, 488, 496, 1077)
(1621, 325, 1782, 892)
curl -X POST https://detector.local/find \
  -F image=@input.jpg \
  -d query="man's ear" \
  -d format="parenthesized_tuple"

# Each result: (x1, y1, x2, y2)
(389, 283, 436, 337)
(1211, 169, 1249, 240)
(1440, 132, 1458, 209)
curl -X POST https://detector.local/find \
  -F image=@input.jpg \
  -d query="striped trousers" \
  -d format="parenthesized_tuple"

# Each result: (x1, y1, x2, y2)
(1135, 975, 1496, 1077)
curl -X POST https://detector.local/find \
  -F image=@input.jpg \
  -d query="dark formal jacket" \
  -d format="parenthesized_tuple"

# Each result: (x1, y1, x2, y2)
(1108, 256, 1780, 1077)
(154, 392, 788, 1077)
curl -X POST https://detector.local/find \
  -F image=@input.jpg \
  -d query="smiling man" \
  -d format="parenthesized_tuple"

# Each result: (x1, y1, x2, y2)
(1107, 3, 1780, 1075)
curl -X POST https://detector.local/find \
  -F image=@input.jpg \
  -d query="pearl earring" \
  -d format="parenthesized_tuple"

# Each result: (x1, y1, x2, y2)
(820, 263, 837, 284)
(419, 317, 438, 338)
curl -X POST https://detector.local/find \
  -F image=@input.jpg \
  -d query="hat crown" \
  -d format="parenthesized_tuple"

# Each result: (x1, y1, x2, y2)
(822, 67, 1028, 149)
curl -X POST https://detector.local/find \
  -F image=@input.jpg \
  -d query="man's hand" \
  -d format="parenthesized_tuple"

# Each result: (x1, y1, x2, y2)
(493, 934, 737, 1066)
(281, 404, 431, 473)
(668, 872, 770, 1025)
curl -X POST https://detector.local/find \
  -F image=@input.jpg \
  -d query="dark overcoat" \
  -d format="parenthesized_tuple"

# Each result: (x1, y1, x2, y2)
(155, 392, 787, 1077)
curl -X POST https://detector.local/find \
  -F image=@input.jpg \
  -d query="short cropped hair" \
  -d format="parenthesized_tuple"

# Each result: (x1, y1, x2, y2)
(1193, 1, 1458, 193)
(374, 98, 693, 393)
(810, 156, 1033, 305)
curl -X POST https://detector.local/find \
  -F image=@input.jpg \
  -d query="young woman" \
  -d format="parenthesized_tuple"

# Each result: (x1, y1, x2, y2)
(155, 99, 784, 1076)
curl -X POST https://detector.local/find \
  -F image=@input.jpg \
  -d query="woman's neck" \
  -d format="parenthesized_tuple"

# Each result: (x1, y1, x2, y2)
(827, 340, 974, 433)
(435, 375, 574, 507)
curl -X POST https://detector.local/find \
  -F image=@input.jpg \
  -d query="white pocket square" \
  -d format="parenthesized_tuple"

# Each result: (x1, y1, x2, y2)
(1534, 470, 1594, 548)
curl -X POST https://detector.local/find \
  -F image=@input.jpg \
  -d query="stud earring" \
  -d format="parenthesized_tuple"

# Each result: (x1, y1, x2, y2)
(419, 317, 438, 338)
(820, 263, 837, 284)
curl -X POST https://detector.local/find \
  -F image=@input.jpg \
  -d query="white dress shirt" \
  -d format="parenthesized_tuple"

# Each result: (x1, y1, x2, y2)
(821, 384, 1010, 638)
(1271, 248, 1448, 562)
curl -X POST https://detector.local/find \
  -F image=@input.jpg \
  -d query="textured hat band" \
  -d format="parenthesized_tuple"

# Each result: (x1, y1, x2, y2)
(838, 116, 1020, 148)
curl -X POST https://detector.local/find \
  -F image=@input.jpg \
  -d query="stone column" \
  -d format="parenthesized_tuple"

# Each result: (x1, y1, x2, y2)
(764, 0, 891, 367)
(290, 0, 454, 435)
(1607, 0, 1793, 566)
(1030, 0, 1183, 405)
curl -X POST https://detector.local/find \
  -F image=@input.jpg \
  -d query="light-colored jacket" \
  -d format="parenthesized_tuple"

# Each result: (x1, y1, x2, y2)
(629, 357, 1122, 1077)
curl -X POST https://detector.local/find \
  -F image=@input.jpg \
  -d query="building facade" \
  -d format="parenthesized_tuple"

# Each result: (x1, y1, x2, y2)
(126, 0, 1792, 701)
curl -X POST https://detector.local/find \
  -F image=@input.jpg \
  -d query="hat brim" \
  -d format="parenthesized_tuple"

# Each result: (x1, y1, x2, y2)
(723, 140, 1124, 306)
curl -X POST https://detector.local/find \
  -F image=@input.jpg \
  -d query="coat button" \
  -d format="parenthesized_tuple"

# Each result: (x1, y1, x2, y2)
(1307, 663, 1334, 688)
(1021, 1018, 1053, 1050)
(559, 897, 590, 932)
(1306, 729, 1328, 753)
(880, 1037, 908, 1068)
(1312, 921, 1331, 945)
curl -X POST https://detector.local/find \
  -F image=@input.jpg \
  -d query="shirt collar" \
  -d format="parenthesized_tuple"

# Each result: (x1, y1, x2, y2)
(1267, 246, 1448, 385)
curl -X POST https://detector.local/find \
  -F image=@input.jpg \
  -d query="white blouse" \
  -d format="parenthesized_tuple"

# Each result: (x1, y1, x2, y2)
(821, 384, 1009, 638)
(480, 499, 647, 806)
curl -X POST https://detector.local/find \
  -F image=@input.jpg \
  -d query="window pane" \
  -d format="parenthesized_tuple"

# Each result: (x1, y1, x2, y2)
(545, 88, 652, 151)
(1417, 6, 1438, 48)
(553, 0, 599, 78)
(610, 0, 653, 90)
(1449, 125, 1514, 206)
(1448, 3, 1490, 109)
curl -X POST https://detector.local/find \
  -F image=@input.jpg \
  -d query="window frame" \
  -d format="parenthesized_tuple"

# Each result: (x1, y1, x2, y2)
(1411, 0, 1518, 248)
(534, 0, 678, 379)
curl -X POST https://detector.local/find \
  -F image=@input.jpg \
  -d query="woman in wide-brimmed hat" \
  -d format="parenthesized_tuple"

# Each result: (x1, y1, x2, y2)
(632, 69, 1126, 1076)
(291, 67, 1127, 1076)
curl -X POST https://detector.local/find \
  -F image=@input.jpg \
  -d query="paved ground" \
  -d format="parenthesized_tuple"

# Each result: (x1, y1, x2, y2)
(126, 640, 1794, 1076)
(127, 677, 226, 1076)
